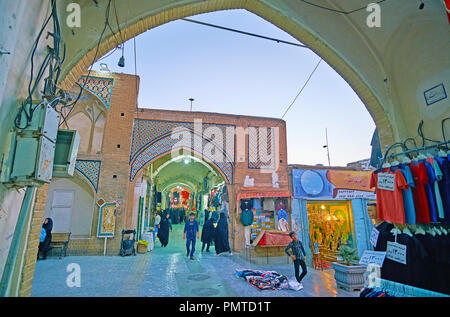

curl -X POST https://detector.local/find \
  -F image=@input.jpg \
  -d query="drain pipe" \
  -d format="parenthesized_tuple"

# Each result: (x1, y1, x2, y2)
(0, 186, 37, 297)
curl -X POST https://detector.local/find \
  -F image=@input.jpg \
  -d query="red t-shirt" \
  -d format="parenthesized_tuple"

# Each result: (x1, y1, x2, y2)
(409, 163, 430, 223)
(370, 169, 408, 224)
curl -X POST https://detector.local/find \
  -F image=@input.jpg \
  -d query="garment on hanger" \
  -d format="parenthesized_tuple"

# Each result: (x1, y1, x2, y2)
(409, 162, 431, 223)
(422, 161, 439, 222)
(252, 198, 262, 210)
(430, 159, 445, 220)
(392, 164, 416, 224)
(434, 156, 450, 224)
(370, 168, 408, 224)
(262, 198, 275, 211)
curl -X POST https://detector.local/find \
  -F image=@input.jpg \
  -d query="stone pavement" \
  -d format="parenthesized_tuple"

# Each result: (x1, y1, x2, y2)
(31, 224, 358, 297)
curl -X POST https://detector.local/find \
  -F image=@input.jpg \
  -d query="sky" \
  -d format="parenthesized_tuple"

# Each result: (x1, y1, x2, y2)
(93, 9, 376, 166)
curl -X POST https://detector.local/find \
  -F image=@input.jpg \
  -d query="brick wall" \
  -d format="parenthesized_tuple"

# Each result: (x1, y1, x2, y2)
(18, 184, 48, 297)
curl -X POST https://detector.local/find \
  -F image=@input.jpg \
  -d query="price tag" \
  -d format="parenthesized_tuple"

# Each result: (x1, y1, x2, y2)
(359, 250, 386, 267)
(369, 227, 380, 247)
(377, 172, 395, 191)
(386, 241, 407, 265)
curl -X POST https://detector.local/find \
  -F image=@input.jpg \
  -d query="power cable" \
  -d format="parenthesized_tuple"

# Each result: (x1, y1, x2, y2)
(281, 58, 322, 119)
(298, 0, 387, 14)
(60, 0, 113, 128)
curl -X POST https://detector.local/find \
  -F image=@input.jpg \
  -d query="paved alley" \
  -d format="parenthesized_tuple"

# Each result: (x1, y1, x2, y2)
(31, 224, 358, 297)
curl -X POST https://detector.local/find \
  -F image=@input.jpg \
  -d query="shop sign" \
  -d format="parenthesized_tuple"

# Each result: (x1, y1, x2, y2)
(377, 173, 395, 191)
(359, 250, 386, 267)
(369, 227, 380, 247)
(292, 169, 375, 200)
(334, 189, 376, 200)
(386, 241, 407, 265)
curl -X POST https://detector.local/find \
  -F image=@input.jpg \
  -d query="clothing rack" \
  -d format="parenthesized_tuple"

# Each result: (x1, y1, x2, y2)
(381, 140, 450, 166)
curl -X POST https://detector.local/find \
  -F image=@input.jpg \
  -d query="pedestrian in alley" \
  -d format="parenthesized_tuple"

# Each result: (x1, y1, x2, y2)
(157, 211, 172, 247)
(184, 212, 199, 260)
(285, 231, 307, 290)
(38, 218, 53, 260)
(201, 216, 215, 252)
(214, 212, 232, 256)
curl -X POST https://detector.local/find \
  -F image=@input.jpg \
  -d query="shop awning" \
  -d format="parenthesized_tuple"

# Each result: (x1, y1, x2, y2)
(235, 186, 291, 201)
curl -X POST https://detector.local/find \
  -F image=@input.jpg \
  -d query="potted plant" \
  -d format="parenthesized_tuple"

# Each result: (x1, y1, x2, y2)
(331, 246, 366, 292)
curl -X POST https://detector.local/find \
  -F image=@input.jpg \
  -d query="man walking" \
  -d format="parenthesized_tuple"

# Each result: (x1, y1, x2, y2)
(285, 231, 307, 290)
(184, 212, 200, 260)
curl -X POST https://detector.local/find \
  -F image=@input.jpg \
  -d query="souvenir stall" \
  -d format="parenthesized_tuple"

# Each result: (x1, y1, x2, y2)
(368, 134, 450, 295)
(290, 166, 375, 268)
(235, 186, 291, 264)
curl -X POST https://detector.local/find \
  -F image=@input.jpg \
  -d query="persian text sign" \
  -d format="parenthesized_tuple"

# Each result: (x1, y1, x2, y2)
(386, 241, 407, 265)
(369, 226, 380, 247)
(377, 173, 395, 191)
(359, 250, 386, 267)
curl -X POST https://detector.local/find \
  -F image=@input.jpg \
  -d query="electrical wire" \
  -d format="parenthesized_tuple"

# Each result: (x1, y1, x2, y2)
(182, 18, 308, 48)
(60, 0, 113, 128)
(281, 58, 322, 119)
(298, 0, 388, 14)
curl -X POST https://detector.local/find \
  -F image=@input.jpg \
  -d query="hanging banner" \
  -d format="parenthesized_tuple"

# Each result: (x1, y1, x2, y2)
(377, 173, 395, 191)
(386, 241, 407, 265)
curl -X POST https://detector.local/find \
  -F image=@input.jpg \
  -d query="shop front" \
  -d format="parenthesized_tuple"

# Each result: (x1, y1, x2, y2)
(235, 186, 292, 264)
(289, 165, 375, 268)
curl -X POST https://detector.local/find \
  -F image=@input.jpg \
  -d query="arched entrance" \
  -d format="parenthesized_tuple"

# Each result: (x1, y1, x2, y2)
(129, 149, 228, 250)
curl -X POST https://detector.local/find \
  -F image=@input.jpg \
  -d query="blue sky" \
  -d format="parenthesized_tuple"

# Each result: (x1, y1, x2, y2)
(93, 9, 376, 166)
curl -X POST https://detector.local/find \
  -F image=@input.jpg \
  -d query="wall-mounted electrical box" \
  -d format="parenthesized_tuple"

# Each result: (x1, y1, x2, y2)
(0, 100, 60, 187)
(52, 129, 80, 178)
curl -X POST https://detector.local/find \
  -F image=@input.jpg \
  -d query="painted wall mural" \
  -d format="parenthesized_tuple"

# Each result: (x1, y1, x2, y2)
(129, 119, 235, 184)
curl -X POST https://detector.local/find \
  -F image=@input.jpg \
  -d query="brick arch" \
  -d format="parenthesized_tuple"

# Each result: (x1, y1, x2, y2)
(130, 144, 233, 185)
(60, 0, 395, 147)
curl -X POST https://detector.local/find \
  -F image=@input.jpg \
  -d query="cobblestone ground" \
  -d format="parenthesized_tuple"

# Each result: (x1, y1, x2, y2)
(31, 224, 358, 297)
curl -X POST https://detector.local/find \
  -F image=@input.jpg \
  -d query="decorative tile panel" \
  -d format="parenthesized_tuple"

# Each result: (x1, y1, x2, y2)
(76, 76, 114, 110)
(248, 126, 275, 169)
(129, 119, 235, 184)
(75, 160, 101, 192)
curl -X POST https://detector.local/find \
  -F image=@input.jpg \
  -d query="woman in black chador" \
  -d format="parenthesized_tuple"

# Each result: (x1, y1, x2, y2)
(157, 211, 172, 247)
(38, 218, 53, 260)
(201, 217, 215, 252)
(214, 213, 232, 256)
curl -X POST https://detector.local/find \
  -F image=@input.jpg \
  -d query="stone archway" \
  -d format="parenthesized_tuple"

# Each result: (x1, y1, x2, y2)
(58, 0, 396, 147)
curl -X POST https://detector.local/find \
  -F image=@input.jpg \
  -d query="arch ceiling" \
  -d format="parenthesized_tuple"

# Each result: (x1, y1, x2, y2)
(57, 0, 450, 149)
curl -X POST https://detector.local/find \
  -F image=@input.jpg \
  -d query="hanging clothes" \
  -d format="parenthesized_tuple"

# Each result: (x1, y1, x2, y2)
(370, 168, 408, 224)
(396, 164, 416, 224)
(422, 161, 439, 222)
(428, 158, 445, 220)
(409, 162, 431, 223)
(434, 156, 450, 224)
